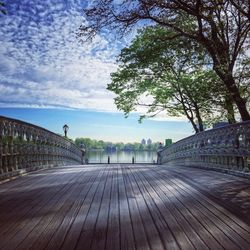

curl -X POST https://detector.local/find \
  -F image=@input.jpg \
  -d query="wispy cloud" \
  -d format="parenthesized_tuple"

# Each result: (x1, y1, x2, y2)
(0, 0, 120, 111)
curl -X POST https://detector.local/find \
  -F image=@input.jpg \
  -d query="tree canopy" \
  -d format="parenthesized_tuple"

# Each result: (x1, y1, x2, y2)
(230, 0, 250, 21)
(108, 26, 235, 132)
(80, 0, 250, 121)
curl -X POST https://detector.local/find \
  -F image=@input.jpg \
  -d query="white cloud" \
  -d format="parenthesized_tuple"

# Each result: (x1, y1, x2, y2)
(0, 0, 119, 112)
(0, 0, 186, 123)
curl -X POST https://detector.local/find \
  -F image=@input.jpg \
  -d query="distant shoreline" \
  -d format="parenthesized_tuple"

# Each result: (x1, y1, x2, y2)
(87, 149, 157, 152)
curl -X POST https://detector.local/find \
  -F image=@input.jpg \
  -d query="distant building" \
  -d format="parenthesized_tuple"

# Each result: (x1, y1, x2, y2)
(165, 139, 173, 147)
(141, 139, 146, 145)
(147, 138, 152, 145)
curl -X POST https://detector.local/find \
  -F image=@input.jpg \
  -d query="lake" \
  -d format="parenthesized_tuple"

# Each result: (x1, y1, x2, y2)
(85, 150, 157, 164)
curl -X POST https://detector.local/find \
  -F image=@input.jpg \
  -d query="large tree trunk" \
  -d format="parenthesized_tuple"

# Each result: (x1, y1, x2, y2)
(224, 77, 249, 121)
(224, 94, 236, 124)
(177, 90, 200, 133)
(194, 104, 204, 132)
(190, 117, 199, 134)
(214, 67, 250, 121)
(180, 102, 199, 133)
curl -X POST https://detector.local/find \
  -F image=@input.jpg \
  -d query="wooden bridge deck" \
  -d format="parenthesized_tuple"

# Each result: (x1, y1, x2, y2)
(0, 164, 250, 250)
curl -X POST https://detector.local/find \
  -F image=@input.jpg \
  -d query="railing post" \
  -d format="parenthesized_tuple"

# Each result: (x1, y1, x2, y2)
(81, 150, 84, 164)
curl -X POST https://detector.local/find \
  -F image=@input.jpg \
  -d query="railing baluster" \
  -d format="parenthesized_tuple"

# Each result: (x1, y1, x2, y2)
(0, 116, 84, 180)
(158, 121, 250, 173)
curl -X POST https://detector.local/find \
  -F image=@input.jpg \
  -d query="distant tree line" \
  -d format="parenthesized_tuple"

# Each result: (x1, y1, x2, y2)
(75, 138, 160, 151)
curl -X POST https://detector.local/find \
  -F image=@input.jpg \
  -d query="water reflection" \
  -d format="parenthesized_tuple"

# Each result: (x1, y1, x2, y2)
(86, 150, 157, 164)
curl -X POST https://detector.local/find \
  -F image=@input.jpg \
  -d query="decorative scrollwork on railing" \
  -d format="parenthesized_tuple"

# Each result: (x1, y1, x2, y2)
(158, 121, 250, 172)
(0, 116, 84, 179)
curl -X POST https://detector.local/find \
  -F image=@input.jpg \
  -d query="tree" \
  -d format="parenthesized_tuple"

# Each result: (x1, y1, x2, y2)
(75, 138, 93, 150)
(80, 0, 250, 121)
(115, 142, 125, 151)
(230, 0, 250, 22)
(108, 26, 233, 133)
(133, 142, 142, 150)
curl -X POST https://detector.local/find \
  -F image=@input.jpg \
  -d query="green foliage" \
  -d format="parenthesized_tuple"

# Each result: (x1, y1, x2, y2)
(81, 0, 250, 121)
(108, 26, 232, 133)
(74, 137, 159, 151)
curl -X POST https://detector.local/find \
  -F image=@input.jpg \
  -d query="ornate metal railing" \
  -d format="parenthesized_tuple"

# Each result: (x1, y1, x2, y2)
(0, 116, 84, 180)
(158, 121, 250, 173)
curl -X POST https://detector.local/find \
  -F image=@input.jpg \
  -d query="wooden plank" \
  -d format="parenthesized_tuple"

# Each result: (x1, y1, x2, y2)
(0, 170, 60, 228)
(60, 166, 107, 250)
(149, 167, 249, 249)
(105, 166, 120, 250)
(74, 166, 111, 249)
(127, 166, 179, 250)
(117, 165, 136, 250)
(19, 166, 97, 249)
(90, 166, 114, 250)
(0, 164, 250, 250)
(165, 172, 250, 248)
(132, 166, 208, 250)
(142, 166, 224, 249)
(0, 168, 50, 195)
(0, 168, 79, 249)
(121, 166, 151, 250)
(44, 167, 102, 250)
(154, 167, 250, 236)
(167, 166, 250, 232)
(0, 167, 74, 207)
(136, 166, 213, 250)
(125, 166, 166, 250)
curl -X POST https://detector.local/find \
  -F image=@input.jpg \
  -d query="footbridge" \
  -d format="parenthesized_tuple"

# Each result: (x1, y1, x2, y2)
(0, 116, 250, 249)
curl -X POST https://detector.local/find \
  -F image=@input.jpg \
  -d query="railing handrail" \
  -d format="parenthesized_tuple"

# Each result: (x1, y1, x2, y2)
(0, 115, 80, 151)
(161, 120, 250, 151)
(158, 120, 250, 173)
(0, 115, 84, 180)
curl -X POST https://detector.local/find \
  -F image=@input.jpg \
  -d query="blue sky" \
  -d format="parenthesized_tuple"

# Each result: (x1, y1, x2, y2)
(0, 108, 193, 142)
(0, 0, 193, 143)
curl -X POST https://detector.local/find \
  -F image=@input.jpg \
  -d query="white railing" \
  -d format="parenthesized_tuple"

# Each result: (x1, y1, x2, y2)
(158, 121, 250, 172)
(0, 116, 84, 180)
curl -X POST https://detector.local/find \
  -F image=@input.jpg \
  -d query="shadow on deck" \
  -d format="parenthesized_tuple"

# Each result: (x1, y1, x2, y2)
(0, 164, 250, 250)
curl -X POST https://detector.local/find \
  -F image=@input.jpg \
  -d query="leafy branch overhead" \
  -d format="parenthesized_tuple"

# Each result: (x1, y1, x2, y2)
(108, 26, 234, 133)
(80, 0, 250, 121)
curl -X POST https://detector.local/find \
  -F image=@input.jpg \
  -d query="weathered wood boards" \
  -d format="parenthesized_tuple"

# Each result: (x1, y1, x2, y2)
(0, 164, 249, 249)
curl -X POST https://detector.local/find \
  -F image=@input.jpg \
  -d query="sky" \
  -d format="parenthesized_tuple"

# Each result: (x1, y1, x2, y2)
(0, 0, 193, 143)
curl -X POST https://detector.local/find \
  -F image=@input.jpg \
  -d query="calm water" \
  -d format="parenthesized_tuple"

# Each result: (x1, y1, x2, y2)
(86, 150, 157, 164)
